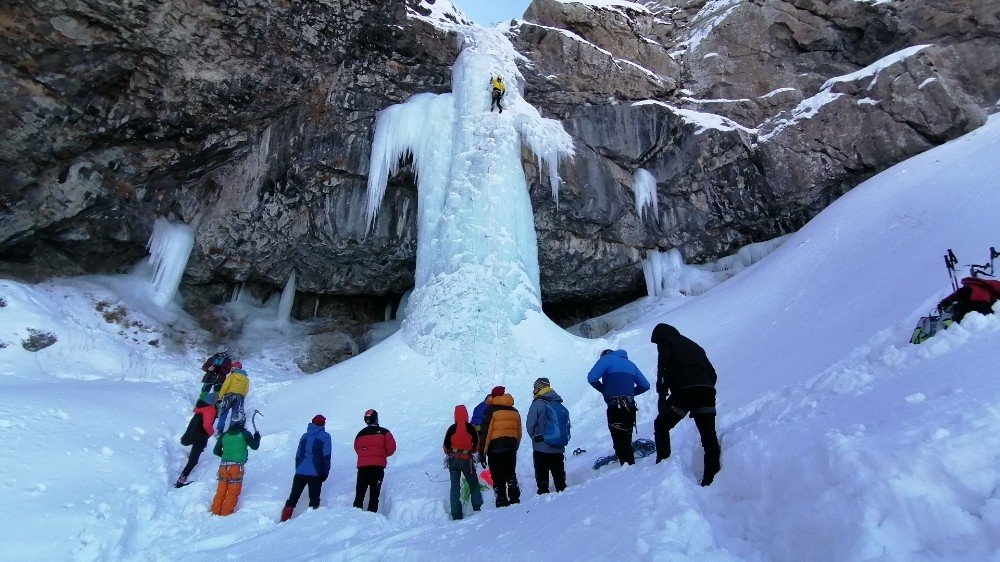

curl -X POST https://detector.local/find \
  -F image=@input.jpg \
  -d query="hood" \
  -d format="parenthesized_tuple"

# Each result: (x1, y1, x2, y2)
(455, 405, 469, 425)
(609, 349, 628, 360)
(536, 388, 562, 402)
(651, 323, 680, 344)
(230, 368, 247, 377)
(306, 422, 325, 435)
(492, 393, 515, 407)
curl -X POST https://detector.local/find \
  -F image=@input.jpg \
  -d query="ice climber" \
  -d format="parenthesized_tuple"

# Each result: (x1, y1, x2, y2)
(199, 351, 231, 403)
(587, 349, 650, 465)
(650, 323, 722, 486)
(216, 361, 249, 434)
(443, 405, 483, 520)
(353, 409, 397, 513)
(281, 414, 332, 522)
(525, 377, 570, 494)
(490, 75, 505, 113)
(479, 386, 522, 507)
(211, 410, 261, 516)
(175, 397, 217, 488)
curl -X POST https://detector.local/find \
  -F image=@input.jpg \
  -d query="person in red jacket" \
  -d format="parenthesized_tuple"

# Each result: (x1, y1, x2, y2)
(175, 398, 216, 487)
(353, 409, 396, 512)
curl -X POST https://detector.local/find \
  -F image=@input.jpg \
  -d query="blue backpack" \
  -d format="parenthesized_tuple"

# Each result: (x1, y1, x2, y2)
(541, 400, 571, 447)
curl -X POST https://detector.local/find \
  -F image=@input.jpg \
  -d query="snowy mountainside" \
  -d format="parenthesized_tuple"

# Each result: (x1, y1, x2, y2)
(3, 118, 999, 560)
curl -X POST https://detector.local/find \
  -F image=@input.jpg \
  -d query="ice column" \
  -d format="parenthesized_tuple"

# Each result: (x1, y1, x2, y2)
(365, 27, 574, 382)
(276, 270, 297, 324)
(146, 217, 195, 307)
(633, 169, 659, 224)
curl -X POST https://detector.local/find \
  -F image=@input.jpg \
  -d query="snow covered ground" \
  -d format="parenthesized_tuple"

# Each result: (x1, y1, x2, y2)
(2, 72, 999, 562)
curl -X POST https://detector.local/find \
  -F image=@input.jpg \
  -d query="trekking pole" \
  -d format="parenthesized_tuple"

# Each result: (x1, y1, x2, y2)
(945, 249, 959, 291)
(251, 409, 262, 434)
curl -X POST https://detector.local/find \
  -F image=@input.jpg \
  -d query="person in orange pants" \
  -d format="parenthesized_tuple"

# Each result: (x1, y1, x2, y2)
(211, 411, 260, 515)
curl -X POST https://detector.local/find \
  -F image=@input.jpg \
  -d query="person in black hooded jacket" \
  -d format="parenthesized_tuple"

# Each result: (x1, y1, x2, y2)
(650, 323, 721, 486)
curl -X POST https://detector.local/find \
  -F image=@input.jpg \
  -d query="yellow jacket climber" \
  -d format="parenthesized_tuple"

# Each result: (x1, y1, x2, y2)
(490, 75, 506, 113)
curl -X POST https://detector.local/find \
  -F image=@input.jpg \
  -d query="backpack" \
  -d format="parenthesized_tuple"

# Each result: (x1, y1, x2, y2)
(540, 400, 571, 447)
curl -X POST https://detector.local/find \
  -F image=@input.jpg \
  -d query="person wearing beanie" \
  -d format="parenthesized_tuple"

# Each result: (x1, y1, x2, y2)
(479, 388, 522, 507)
(281, 415, 332, 522)
(176, 397, 217, 488)
(525, 377, 571, 494)
(587, 349, 650, 466)
(650, 323, 721, 486)
(210, 410, 261, 516)
(352, 409, 397, 512)
(199, 352, 232, 404)
(216, 363, 250, 434)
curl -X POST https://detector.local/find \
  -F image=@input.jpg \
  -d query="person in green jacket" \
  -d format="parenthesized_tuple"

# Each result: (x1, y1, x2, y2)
(210, 411, 261, 516)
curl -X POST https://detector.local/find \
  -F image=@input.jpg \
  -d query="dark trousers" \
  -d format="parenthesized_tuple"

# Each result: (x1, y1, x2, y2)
(181, 439, 207, 477)
(532, 451, 566, 494)
(607, 400, 637, 465)
(285, 474, 323, 509)
(487, 450, 520, 507)
(491, 89, 504, 112)
(353, 466, 385, 512)
(654, 388, 721, 480)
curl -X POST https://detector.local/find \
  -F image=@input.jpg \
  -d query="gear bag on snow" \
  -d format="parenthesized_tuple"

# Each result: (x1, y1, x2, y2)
(911, 247, 1000, 344)
(540, 401, 571, 447)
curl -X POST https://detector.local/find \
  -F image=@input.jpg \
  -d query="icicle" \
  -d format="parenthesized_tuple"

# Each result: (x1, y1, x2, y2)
(633, 169, 659, 224)
(145, 217, 195, 308)
(276, 270, 296, 324)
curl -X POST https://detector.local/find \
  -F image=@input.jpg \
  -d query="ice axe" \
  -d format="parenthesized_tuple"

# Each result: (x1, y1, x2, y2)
(251, 409, 262, 434)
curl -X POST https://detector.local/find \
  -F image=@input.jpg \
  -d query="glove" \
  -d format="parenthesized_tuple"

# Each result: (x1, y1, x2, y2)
(253, 431, 261, 440)
(533, 435, 543, 443)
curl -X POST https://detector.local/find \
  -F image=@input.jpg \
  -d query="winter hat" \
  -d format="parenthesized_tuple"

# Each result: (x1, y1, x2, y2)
(491, 385, 506, 397)
(312, 415, 326, 427)
(533, 377, 550, 394)
(231, 361, 243, 370)
(364, 409, 378, 426)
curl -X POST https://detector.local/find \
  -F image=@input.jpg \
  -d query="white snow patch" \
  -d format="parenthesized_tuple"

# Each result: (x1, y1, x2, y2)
(633, 100, 757, 135)
(918, 77, 938, 90)
(821, 45, 931, 91)
(758, 92, 843, 142)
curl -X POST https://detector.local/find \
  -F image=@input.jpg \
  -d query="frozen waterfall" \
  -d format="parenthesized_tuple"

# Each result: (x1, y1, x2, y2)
(276, 270, 297, 325)
(366, 27, 574, 383)
(145, 217, 195, 308)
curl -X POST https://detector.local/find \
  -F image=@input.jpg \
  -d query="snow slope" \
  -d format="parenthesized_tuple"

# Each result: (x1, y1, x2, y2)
(2, 108, 999, 562)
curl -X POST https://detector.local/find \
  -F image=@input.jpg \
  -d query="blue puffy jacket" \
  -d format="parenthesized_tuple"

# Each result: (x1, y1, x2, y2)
(295, 423, 332, 478)
(587, 350, 650, 402)
(470, 399, 489, 428)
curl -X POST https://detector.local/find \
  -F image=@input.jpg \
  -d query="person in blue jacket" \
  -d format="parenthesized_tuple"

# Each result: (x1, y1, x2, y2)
(281, 414, 332, 522)
(470, 393, 490, 436)
(587, 349, 650, 465)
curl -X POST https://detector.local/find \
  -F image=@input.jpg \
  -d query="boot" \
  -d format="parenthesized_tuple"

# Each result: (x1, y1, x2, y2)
(280, 506, 294, 522)
(174, 474, 188, 488)
(700, 451, 721, 487)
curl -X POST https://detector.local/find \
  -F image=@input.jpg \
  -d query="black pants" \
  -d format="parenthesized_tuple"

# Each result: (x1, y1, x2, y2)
(532, 451, 566, 494)
(353, 466, 385, 512)
(181, 439, 207, 478)
(285, 474, 323, 509)
(491, 89, 504, 112)
(607, 400, 637, 465)
(654, 388, 721, 479)
(487, 450, 520, 507)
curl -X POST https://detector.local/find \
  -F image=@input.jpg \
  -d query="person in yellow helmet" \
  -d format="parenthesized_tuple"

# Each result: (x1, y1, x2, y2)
(490, 75, 506, 113)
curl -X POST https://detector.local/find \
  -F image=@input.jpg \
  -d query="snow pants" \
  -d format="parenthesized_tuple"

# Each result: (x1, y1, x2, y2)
(448, 457, 483, 520)
(215, 394, 244, 434)
(606, 398, 637, 465)
(486, 451, 520, 507)
(654, 387, 721, 484)
(532, 451, 566, 494)
(181, 437, 208, 478)
(353, 467, 384, 512)
(491, 89, 504, 112)
(286, 474, 323, 509)
(211, 462, 244, 516)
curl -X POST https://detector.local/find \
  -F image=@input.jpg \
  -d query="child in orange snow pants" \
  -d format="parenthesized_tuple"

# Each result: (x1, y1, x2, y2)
(211, 463, 244, 516)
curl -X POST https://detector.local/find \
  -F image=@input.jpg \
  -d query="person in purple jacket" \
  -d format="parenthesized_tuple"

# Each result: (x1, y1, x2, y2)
(587, 349, 650, 465)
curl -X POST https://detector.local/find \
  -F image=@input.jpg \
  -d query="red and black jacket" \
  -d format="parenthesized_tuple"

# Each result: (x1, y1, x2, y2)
(354, 425, 397, 468)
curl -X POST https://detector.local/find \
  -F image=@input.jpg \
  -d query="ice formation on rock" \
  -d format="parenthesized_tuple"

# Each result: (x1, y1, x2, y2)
(366, 27, 575, 382)
(145, 217, 195, 308)
(276, 270, 296, 325)
(632, 168, 659, 224)
(642, 236, 788, 297)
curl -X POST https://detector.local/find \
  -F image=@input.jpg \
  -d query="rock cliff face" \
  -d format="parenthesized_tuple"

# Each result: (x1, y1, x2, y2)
(1, 0, 996, 369)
